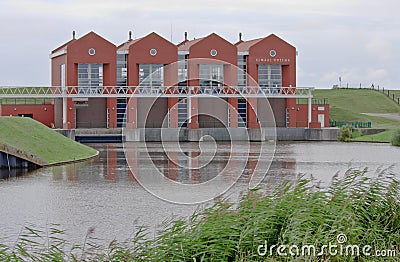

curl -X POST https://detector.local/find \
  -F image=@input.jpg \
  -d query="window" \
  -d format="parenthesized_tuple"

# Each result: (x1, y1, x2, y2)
(238, 55, 247, 86)
(178, 54, 188, 86)
(258, 64, 282, 88)
(78, 64, 103, 87)
(116, 54, 127, 86)
(177, 98, 187, 127)
(238, 98, 247, 127)
(199, 64, 223, 87)
(60, 64, 65, 87)
(139, 64, 164, 87)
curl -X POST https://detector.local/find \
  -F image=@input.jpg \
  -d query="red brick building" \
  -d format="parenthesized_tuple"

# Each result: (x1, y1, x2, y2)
(1, 31, 329, 129)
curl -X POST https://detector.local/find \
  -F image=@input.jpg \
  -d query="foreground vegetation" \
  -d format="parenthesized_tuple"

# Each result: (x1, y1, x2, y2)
(1, 168, 399, 261)
(0, 117, 97, 164)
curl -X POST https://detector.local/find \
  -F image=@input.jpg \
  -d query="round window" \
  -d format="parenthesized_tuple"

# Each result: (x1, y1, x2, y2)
(88, 48, 96, 56)
(210, 49, 218, 56)
(150, 48, 157, 56)
(269, 50, 276, 57)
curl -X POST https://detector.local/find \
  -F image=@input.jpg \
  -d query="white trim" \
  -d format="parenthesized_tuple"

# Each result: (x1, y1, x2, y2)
(238, 51, 249, 56)
(117, 50, 129, 55)
(49, 49, 67, 59)
(178, 50, 189, 55)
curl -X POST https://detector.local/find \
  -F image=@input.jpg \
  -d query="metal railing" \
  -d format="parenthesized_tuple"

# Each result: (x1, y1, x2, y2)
(296, 98, 329, 105)
(330, 120, 372, 128)
(0, 86, 314, 99)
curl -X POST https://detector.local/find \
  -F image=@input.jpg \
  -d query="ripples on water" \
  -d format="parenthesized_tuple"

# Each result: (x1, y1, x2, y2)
(0, 141, 399, 245)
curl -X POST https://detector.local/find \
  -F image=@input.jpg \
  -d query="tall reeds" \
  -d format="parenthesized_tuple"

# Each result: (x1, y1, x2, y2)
(0, 168, 399, 261)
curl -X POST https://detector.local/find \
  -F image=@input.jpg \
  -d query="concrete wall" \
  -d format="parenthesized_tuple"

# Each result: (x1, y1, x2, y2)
(137, 98, 168, 128)
(124, 127, 340, 142)
(198, 98, 228, 128)
(76, 98, 107, 128)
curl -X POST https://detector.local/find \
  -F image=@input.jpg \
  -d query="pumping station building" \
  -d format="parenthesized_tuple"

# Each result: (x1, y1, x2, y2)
(0, 31, 330, 141)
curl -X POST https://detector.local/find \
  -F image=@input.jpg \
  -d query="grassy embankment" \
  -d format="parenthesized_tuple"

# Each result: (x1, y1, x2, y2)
(313, 88, 400, 142)
(0, 117, 97, 165)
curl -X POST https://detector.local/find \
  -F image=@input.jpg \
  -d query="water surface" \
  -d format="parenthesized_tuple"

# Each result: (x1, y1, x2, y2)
(0, 141, 399, 245)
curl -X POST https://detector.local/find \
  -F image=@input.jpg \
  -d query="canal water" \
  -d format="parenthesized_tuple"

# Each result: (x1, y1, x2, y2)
(0, 141, 399, 246)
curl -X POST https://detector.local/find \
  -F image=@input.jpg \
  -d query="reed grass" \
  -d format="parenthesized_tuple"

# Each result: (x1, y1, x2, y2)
(0, 168, 399, 261)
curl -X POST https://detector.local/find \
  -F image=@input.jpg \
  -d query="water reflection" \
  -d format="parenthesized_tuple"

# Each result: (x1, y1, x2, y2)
(0, 142, 399, 245)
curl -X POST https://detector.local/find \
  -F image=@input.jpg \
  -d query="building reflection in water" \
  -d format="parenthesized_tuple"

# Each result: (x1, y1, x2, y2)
(1, 143, 297, 191)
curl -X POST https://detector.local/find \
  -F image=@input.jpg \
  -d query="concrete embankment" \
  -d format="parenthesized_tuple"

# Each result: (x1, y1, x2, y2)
(57, 127, 340, 142)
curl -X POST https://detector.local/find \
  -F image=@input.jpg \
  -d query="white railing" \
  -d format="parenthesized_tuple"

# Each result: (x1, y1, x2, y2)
(0, 86, 313, 98)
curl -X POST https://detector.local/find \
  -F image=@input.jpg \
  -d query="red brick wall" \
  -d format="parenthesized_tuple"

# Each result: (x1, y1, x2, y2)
(1, 104, 55, 127)
(296, 104, 330, 128)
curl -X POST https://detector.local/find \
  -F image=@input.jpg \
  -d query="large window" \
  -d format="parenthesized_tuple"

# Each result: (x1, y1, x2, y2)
(199, 64, 224, 87)
(178, 54, 188, 86)
(177, 98, 187, 127)
(258, 64, 282, 88)
(78, 64, 103, 87)
(139, 64, 164, 87)
(116, 54, 127, 86)
(238, 55, 247, 86)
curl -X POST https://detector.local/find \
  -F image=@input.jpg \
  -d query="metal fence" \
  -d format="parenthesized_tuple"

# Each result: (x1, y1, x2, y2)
(330, 120, 372, 128)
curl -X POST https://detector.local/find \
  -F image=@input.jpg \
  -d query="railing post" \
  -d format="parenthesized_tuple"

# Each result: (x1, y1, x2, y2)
(308, 88, 312, 128)
(62, 86, 67, 129)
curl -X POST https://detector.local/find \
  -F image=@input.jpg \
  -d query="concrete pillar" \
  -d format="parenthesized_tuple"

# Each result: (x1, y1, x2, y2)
(228, 98, 238, 128)
(168, 98, 178, 128)
(126, 98, 137, 129)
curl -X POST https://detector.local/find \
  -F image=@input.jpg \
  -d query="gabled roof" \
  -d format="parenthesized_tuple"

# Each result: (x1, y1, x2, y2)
(117, 37, 143, 50)
(177, 37, 205, 51)
(236, 34, 295, 52)
(51, 31, 115, 55)
(178, 33, 235, 51)
(236, 37, 263, 52)
(51, 39, 76, 54)
(117, 32, 173, 51)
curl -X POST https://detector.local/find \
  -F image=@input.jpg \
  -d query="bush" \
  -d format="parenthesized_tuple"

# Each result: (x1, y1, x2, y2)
(338, 125, 353, 142)
(391, 129, 400, 146)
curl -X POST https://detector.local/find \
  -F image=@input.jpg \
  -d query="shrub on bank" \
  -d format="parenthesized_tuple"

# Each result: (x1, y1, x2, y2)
(391, 129, 400, 146)
(338, 125, 353, 142)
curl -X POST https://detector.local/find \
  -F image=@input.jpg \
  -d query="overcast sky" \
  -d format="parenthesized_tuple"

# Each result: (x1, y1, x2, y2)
(0, 0, 399, 89)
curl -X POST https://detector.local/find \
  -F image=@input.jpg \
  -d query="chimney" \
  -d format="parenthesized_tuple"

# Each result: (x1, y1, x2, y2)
(239, 32, 242, 41)
(129, 31, 132, 41)
(184, 31, 188, 41)
(72, 30, 76, 40)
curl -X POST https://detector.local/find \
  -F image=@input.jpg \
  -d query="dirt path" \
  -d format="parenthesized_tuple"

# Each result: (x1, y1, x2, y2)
(362, 113, 400, 121)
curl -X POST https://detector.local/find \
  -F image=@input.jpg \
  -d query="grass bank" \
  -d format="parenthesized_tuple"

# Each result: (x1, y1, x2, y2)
(1, 168, 398, 261)
(351, 130, 393, 143)
(313, 88, 400, 129)
(0, 117, 97, 165)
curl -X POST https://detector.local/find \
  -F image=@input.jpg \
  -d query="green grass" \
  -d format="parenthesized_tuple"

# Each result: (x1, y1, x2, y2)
(0, 117, 97, 164)
(351, 130, 393, 143)
(0, 168, 398, 261)
(313, 88, 400, 129)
